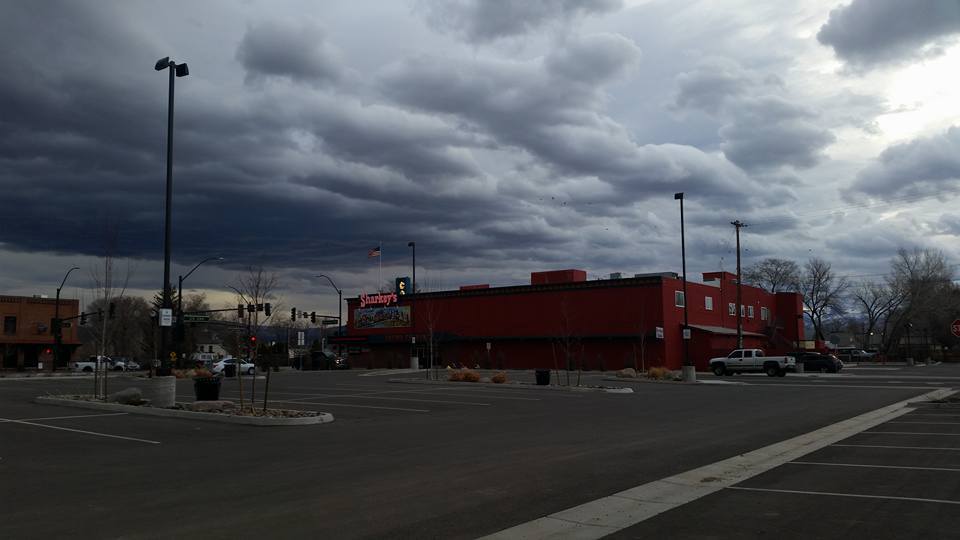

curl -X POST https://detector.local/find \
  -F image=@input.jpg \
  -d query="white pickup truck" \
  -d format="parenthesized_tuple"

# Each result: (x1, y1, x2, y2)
(709, 349, 795, 377)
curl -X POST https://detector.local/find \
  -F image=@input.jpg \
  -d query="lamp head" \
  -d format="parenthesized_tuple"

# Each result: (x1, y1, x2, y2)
(175, 63, 189, 77)
(154, 57, 170, 71)
(674, 192, 684, 200)
(408, 241, 415, 247)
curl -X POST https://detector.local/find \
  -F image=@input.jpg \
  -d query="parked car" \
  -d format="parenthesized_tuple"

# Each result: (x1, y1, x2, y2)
(791, 352, 843, 373)
(306, 351, 349, 370)
(124, 359, 142, 371)
(836, 348, 874, 362)
(71, 355, 114, 372)
(212, 357, 255, 375)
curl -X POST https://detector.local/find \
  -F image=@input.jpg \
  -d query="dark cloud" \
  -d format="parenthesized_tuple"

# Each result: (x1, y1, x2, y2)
(672, 60, 835, 171)
(420, 0, 622, 43)
(237, 20, 342, 85)
(379, 37, 765, 208)
(843, 125, 960, 201)
(817, 0, 960, 68)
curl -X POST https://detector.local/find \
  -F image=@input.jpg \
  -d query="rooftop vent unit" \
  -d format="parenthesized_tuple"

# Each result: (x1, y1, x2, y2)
(609, 272, 623, 280)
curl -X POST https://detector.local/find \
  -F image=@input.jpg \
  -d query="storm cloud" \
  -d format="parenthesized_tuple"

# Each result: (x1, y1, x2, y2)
(818, 0, 960, 68)
(420, 0, 622, 43)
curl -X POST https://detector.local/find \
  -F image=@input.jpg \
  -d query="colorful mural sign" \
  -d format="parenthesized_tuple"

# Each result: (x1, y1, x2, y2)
(355, 306, 411, 329)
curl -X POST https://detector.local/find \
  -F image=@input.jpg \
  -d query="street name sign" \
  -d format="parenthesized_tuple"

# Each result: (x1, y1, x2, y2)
(183, 314, 211, 323)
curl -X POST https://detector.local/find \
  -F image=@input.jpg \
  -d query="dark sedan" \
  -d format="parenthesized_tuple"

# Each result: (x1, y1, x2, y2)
(791, 352, 843, 373)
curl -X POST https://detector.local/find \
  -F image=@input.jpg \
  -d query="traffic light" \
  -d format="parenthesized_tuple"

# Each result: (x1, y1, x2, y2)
(238, 304, 245, 319)
(291, 308, 297, 321)
(80, 312, 87, 326)
(247, 304, 255, 313)
(310, 312, 316, 324)
(396, 276, 411, 296)
(108, 302, 116, 319)
(250, 335, 257, 346)
(264, 303, 271, 316)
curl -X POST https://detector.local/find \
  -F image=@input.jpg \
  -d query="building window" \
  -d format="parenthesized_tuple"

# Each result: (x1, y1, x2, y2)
(728, 303, 736, 315)
(740, 305, 745, 317)
(705, 297, 713, 311)
(674, 291, 685, 307)
(748, 306, 754, 318)
(3, 316, 15, 335)
(208, 345, 214, 353)
(761, 307, 769, 321)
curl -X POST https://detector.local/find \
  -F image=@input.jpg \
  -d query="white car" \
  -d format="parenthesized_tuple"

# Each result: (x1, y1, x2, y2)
(212, 357, 255, 376)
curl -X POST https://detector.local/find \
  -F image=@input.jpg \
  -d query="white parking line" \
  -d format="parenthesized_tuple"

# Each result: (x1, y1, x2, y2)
(832, 444, 960, 451)
(0, 412, 128, 423)
(0, 417, 160, 444)
(863, 431, 960, 436)
(727, 486, 960, 505)
(288, 395, 491, 406)
(889, 421, 960, 425)
(260, 399, 429, 413)
(789, 461, 960, 472)
(741, 383, 936, 390)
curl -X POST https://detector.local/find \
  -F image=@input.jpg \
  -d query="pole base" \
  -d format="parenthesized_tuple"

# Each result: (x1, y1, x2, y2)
(681, 365, 697, 383)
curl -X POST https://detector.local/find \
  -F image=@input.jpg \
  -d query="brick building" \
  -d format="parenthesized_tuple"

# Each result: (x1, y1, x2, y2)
(1, 295, 80, 371)
(333, 269, 804, 371)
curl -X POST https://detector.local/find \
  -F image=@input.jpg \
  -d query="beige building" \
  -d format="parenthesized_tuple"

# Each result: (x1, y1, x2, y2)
(1, 295, 80, 371)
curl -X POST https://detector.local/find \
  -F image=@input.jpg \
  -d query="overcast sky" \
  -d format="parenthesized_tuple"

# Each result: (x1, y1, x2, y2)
(2, 0, 959, 315)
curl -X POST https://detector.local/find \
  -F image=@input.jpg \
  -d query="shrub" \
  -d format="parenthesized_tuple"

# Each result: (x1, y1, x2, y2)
(491, 372, 507, 384)
(448, 370, 465, 382)
(462, 369, 481, 382)
(617, 368, 638, 378)
(646, 366, 671, 380)
(193, 367, 214, 378)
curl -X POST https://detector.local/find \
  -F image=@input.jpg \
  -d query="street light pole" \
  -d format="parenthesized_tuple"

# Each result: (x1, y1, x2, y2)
(675, 193, 694, 382)
(54, 266, 80, 371)
(154, 56, 189, 376)
(731, 220, 747, 349)
(315, 274, 343, 337)
(176, 256, 222, 364)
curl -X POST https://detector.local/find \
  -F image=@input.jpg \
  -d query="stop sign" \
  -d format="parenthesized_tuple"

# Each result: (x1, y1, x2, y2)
(952, 319, 960, 338)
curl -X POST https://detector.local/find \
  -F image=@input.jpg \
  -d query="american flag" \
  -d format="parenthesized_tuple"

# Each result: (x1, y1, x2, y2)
(368, 246, 381, 258)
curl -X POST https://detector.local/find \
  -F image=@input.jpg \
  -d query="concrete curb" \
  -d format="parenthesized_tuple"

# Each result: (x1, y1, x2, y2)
(34, 396, 334, 426)
(388, 378, 632, 393)
(481, 387, 956, 539)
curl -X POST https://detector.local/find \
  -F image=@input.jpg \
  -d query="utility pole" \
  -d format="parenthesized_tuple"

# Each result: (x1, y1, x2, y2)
(731, 220, 747, 349)
(675, 193, 694, 383)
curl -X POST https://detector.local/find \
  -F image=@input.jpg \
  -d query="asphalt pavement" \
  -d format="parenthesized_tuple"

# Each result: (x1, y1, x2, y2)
(1, 364, 957, 539)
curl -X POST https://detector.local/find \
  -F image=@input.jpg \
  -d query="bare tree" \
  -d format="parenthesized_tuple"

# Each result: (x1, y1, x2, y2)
(852, 280, 904, 350)
(797, 258, 848, 341)
(87, 222, 136, 361)
(228, 266, 281, 410)
(743, 258, 800, 293)
(886, 247, 957, 355)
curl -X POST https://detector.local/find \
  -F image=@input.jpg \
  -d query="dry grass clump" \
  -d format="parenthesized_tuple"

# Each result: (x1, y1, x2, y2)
(491, 372, 507, 384)
(449, 368, 481, 382)
(646, 366, 671, 380)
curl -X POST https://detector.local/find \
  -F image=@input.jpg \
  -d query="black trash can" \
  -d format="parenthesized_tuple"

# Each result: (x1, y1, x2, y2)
(223, 364, 237, 378)
(194, 377, 222, 401)
(535, 369, 551, 386)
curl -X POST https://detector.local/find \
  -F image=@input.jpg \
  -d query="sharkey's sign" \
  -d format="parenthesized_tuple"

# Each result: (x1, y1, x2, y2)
(360, 292, 398, 308)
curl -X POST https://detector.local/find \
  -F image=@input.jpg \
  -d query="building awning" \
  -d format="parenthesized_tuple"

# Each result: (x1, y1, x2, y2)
(689, 324, 765, 338)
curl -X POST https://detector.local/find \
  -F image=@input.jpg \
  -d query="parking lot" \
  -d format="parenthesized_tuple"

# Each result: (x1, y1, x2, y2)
(1, 365, 957, 538)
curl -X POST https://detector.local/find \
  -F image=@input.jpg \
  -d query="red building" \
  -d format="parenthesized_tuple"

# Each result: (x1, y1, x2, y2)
(1, 295, 80, 371)
(335, 270, 804, 371)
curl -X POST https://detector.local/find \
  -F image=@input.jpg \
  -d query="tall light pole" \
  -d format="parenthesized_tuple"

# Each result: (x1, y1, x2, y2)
(53, 266, 80, 371)
(155, 56, 189, 375)
(315, 274, 343, 337)
(731, 220, 747, 349)
(675, 193, 694, 382)
(177, 256, 223, 363)
(407, 241, 416, 293)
